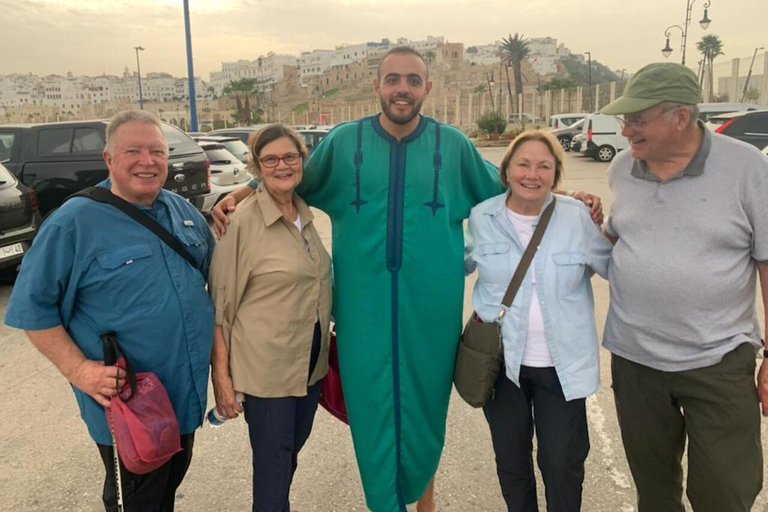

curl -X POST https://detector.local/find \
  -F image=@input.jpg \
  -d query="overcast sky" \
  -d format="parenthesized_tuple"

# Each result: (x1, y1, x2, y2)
(4, 0, 766, 79)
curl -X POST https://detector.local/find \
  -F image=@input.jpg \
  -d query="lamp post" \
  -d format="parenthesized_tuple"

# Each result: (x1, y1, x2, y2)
(134, 46, 145, 109)
(585, 52, 592, 112)
(661, 0, 712, 65)
(183, 0, 199, 132)
(486, 71, 496, 111)
(741, 46, 765, 102)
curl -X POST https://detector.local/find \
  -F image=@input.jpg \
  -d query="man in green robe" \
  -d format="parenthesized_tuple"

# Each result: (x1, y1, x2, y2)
(213, 47, 601, 512)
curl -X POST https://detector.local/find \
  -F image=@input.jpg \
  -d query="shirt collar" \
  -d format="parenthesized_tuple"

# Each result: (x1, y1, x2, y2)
(630, 120, 711, 181)
(485, 191, 555, 218)
(255, 185, 313, 227)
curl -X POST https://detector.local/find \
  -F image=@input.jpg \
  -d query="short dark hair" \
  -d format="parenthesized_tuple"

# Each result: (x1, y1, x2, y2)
(377, 46, 428, 79)
(499, 130, 565, 189)
(246, 123, 308, 178)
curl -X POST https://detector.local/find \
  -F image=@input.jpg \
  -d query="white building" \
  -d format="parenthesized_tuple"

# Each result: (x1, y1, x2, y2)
(299, 50, 335, 83)
(464, 42, 501, 66)
(209, 53, 298, 96)
(527, 37, 559, 75)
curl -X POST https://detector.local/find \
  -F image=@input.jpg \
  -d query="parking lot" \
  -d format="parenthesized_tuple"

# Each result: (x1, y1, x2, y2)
(0, 148, 766, 511)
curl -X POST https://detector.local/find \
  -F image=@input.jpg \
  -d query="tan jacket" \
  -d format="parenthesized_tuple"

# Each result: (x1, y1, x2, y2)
(208, 186, 332, 397)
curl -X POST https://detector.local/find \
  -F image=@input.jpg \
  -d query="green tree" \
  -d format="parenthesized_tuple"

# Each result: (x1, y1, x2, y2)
(223, 78, 257, 125)
(537, 77, 578, 92)
(697, 34, 725, 102)
(744, 86, 760, 102)
(424, 50, 436, 69)
(477, 110, 507, 134)
(501, 33, 531, 97)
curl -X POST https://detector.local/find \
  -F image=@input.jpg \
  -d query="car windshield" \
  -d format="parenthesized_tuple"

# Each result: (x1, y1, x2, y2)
(161, 124, 200, 155)
(221, 140, 248, 157)
(205, 148, 236, 165)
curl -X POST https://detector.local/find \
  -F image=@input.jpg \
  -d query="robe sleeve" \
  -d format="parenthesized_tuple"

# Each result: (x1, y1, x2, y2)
(298, 133, 335, 211)
(457, 135, 504, 218)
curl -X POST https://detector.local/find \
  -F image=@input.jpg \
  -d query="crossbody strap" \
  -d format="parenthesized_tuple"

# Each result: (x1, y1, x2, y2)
(72, 187, 198, 270)
(497, 197, 556, 321)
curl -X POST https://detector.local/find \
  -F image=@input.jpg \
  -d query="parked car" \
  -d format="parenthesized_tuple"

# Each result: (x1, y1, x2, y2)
(704, 110, 768, 149)
(570, 133, 585, 153)
(0, 162, 41, 279)
(193, 135, 249, 164)
(190, 142, 251, 214)
(207, 125, 266, 145)
(551, 118, 585, 151)
(297, 128, 331, 150)
(579, 113, 629, 162)
(549, 113, 587, 130)
(697, 102, 763, 122)
(0, 121, 209, 216)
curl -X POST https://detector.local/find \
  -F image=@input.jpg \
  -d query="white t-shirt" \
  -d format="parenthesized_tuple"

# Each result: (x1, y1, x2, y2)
(506, 208, 553, 368)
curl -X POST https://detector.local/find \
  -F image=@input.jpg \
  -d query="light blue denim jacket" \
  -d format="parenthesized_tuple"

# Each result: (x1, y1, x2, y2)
(465, 193, 612, 401)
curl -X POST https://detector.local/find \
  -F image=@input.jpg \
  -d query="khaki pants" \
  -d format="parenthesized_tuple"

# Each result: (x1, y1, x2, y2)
(611, 343, 763, 512)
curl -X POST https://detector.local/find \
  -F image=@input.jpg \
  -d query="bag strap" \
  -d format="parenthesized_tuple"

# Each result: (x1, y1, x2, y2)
(101, 332, 137, 402)
(71, 187, 198, 270)
(497, 197, 556, 321)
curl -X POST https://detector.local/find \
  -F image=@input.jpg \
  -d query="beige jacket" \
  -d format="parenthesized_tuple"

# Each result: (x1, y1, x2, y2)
(208, 186, 332, 397)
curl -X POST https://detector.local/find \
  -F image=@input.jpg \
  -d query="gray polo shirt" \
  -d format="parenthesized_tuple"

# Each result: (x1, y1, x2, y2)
(603, 125, 768, 371)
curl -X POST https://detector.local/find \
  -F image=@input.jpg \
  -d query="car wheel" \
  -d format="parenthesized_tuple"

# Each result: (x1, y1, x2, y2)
(558, 136, 571, 151)
(596, 145, 616, 162)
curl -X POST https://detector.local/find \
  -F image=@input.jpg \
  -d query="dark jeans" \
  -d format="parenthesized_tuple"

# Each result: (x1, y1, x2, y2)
(483, 366, 589, 512)
(97, 432, 194, 512)
(243, 321, 323, 512)
(612, 343, 763, 512)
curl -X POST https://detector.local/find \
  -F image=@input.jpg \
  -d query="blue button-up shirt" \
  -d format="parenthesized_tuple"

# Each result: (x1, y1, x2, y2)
(5, 181, 215, 445)
(465, 193, 612, 401)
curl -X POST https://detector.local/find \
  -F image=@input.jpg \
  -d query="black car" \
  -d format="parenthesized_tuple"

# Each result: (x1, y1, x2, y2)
(0, 162, 41, 279)
(0, 121, 210, 216)
(707, 110, 768, 149)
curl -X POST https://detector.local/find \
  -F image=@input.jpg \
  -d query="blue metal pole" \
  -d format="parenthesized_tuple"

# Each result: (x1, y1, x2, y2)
(183, 0, 198, 132)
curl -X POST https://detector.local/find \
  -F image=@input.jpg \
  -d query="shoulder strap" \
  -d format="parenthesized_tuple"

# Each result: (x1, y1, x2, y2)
(498, 197, 557, 317)
(71, 187, 198, 270)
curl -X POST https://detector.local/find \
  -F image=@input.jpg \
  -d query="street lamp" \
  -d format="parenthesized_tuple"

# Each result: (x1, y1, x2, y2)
(585, 52, 592, 112)
(660, 0, 713, 65)
(134, 46, 145, 109)
(486, 71, 496, 111)
(741, 46, 765, 102)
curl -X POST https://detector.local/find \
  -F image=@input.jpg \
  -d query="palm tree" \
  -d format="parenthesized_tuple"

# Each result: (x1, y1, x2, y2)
(501, 33, 531, 98)
(697, 34, 725, 102)
(222, 78, 257, 125)
(424, 50, 437, 70)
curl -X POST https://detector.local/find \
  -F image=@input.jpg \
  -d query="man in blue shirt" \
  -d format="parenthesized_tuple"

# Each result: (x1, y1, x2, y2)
(5, 110, 215, 512)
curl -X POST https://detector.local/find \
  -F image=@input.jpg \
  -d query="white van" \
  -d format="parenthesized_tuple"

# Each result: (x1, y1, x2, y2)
(549, 113, 587, 130)
(579, 113, 629, 162)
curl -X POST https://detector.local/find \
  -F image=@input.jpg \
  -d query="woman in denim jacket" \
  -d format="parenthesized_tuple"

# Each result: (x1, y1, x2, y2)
(465, 130, 612, 512)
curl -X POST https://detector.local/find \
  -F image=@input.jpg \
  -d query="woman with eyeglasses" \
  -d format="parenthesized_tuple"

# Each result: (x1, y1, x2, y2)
(208, 123, 332, 511)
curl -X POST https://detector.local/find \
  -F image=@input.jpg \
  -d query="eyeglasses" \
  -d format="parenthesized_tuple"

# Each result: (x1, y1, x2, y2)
(616, 106, 680, 130)
(259, 153, 302, 168)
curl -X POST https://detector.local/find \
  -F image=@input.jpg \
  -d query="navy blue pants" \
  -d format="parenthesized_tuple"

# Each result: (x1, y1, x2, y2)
(243, 322, 322, 512)
(483, 366, 589, 512)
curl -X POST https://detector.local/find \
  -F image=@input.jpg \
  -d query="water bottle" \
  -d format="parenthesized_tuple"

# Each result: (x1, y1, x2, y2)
(206, 392, 245, 427)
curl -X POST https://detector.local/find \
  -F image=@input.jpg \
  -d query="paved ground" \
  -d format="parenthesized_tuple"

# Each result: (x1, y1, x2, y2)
(0, 148, 766, 511)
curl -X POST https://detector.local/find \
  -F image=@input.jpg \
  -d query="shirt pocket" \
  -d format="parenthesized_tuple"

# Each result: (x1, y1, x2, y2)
(475, 242, 512, 287)
(95, 243, 163, 311)
(173, 226, 205, 272)
(552, 252, 588, 297)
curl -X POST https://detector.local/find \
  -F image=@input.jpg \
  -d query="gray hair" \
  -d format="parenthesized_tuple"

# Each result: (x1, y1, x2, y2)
(105, 110, 164, 152)
(659, 102, 700, 127)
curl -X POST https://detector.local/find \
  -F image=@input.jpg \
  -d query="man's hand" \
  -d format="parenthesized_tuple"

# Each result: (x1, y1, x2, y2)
(68, 359, 126, 408)
(211, 372, 244, 419)
(212, 196, 237, 239)
(571, 191, 604, 225)
(758, 358, 768, 417)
